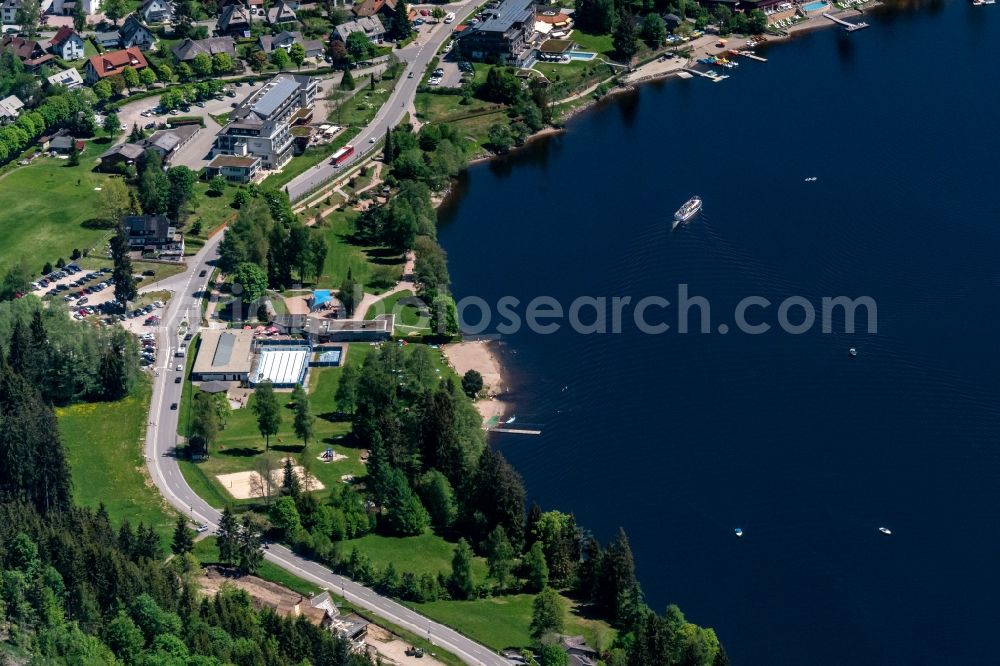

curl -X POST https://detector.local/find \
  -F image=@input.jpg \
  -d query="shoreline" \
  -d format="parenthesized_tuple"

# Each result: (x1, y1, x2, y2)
(440, 339, 510, 424)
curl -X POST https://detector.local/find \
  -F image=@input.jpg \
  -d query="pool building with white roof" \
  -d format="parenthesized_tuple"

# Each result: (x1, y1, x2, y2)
(250, 345, 311, 388)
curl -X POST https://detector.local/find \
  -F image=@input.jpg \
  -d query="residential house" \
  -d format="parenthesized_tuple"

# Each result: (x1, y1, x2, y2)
(120, 14, 157, 50)
(96, 142, 145, 171)
(48, 131, 86, 154)
(51, 0, 102, 14)
(47, 67, 84, 88)
(217, 0, 253, 36)
(1, 35, 55, 70)
(0, 95, 23, 123)
(351, 0, 396, 20)
(256, 30, 299, 53)
(142, 125, 199, 161)
(94, 31, 122, 49)
(301, 38, 324, 58)
(48, 26, 85, 60)
(1, 0, 21, 24)
(139, 0, 172, 23)
(333, 16, 385, 44)
(214, 73, 316, 170)
(97, 125, 198, 170)
(84, 47, 149, 84)
(256, 31, 324, 58)
(266, 0, 297, 26)
(171, 36, 237, 61)
(122, 214, 183, 254)
(559, 636, 599, 666)
(456, 0, 537, 66)
(206, 154, 261, 184)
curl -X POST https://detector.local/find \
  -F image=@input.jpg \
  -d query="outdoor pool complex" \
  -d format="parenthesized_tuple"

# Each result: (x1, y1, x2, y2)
(802, 0, 829, 11)
(250, 347, 310, 387)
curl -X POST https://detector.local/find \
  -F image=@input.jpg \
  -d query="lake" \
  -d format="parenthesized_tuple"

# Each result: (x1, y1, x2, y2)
(438, 3, 1000, 663)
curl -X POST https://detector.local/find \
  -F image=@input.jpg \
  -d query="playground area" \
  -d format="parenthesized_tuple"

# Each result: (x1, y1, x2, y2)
(216, 463, 325, 500)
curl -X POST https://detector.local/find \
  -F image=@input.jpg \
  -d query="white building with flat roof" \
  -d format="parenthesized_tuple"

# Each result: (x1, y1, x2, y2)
(250, 345, 309, 387)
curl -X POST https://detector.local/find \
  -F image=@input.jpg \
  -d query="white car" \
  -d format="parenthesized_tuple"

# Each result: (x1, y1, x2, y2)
(176, 364, 183, 371)
(369, 137, 377, 143)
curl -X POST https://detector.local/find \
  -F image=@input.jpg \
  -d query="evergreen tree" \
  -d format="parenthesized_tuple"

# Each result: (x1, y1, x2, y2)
(485, 525, 514, 593)
(291, 383, 315, 450)
(613, 14, 640, 62)
(448, 538, 475, 599)
(524, 541, 549, 592)
(338, 268, 359, 317)
(171, 515, 194, 555)
(383, 125, 393, 163)
(281, 457, 301, 498)
(251, 381, 281, 451)
(110, 221, 137, 306)
(340, 66, 355, 90)
(236, 514, 264, 575)
(217, 506, 239, 566)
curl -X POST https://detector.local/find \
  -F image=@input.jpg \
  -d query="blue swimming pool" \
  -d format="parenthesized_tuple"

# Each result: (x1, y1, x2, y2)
(566, 51, 597, 61)
(802, 0, 828, 10)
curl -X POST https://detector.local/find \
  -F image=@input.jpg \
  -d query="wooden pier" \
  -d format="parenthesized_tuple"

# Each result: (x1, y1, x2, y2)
(822, 12, 869, 31)
(734, 50, 767, 62)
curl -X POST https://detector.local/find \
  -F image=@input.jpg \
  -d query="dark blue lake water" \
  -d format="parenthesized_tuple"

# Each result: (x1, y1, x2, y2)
(437, 3, 1000, 663)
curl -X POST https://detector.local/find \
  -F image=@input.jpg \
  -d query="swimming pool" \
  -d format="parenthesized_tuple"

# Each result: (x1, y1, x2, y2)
(566, 51, 597, 61)
(802, 0, 828, 10)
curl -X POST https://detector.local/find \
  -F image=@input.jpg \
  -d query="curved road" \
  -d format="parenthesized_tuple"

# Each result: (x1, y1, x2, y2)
(142, 236, 507, 666)
(285, 0, 479, 202)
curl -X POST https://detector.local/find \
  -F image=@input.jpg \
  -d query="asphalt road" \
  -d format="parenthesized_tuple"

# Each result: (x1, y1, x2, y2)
(141, 235, 509, 666)
(284, 1, 479, 202)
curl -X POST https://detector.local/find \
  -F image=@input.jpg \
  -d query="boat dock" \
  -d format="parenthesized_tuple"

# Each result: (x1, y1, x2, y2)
(822, 12, 870, 31)
(682, 68, 729, 82)
(489, 427, 542, 435)
(733, 50, 767, 62)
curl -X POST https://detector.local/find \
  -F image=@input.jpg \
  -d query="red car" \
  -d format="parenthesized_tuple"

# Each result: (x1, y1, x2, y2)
(419, 8, 429, 14)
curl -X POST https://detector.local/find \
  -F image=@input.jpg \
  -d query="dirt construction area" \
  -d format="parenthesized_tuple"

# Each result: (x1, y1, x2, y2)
(365, 624, 446, 666)
(216, 463, 324, 500)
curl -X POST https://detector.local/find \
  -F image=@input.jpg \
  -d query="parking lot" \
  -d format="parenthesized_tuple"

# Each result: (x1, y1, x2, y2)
(116, 81, 265, 170)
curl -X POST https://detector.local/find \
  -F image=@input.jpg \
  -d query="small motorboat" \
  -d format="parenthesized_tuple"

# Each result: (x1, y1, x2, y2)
(849, 347, 858, 357)
(505, 416, 516, 425)
(804, 176, 818, 182)
(878, 527, 891, 535)
(734, 528, 744, 538)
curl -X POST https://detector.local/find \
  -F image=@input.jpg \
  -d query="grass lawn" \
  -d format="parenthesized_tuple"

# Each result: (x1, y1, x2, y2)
(445, 110, 510, 149)
(533, 60, 615, 100)
(345, 531, 488, 581)
(364, 289, 430, 335)
(414, 92, 498, 123)
(56, 378, 176, 540)
(0, 142, 115, 274)
(568, 30, 615, 57)
(405, 594, 616, 652)
(190, 182, 237, 237)
(316, 209, 405, 293)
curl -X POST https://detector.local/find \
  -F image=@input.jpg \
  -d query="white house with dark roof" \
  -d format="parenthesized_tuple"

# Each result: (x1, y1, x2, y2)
(213, 73, 316, 170)
(120, 14, 156, 50)
(139, 0, 172, 23)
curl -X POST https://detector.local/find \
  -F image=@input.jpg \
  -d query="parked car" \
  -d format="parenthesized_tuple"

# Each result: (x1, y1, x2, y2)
(175, 376, 182, 384)
(170, 403, 178, 410)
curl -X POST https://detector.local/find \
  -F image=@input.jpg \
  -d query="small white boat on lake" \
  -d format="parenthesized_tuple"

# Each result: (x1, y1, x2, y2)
(878, 527, 891, 535)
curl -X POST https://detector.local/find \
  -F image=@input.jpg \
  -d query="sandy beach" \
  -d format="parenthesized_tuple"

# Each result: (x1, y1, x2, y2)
(441, 340, 508, 423)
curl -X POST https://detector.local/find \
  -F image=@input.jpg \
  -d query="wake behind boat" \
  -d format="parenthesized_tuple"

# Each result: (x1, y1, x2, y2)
(673, 196, 703, 229)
